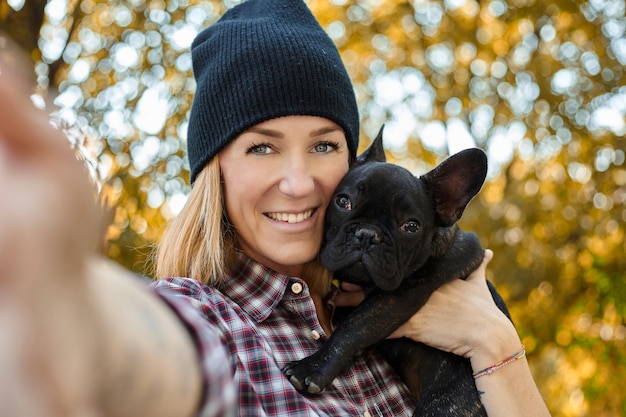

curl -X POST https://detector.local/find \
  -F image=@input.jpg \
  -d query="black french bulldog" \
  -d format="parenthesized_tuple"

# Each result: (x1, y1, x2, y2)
(284, 126, 511, 416)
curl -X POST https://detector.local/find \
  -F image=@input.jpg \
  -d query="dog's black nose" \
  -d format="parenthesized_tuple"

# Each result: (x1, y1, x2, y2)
(355, 226, 381, 244)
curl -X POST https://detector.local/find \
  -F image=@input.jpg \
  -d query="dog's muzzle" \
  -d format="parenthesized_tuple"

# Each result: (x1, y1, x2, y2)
(354, 225, 382, 245)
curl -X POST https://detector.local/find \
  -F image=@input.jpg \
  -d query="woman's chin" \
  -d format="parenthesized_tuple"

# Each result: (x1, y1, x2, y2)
(263, 246, 320, 276)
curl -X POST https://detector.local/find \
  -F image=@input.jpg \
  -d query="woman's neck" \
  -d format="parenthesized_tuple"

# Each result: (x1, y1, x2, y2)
(311, 292, 333, 336)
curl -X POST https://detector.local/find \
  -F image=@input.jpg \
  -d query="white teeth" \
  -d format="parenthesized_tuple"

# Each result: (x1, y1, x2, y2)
(267, 209, 313, 223)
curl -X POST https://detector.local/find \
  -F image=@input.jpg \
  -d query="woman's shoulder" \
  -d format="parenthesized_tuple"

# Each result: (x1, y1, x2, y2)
(150, 277, 233, 309)
(150, 277, 248, 329)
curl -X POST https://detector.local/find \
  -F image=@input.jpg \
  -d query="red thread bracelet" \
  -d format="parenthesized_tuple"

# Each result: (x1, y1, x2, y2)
(472, 345, 526, 379)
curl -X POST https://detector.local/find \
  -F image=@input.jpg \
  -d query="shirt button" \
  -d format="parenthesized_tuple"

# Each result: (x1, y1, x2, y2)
(291, 282, 303, 294)
(310, 330, 321, 340)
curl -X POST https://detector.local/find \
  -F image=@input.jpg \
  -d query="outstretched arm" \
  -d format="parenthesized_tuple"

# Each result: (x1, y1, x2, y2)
(389, 250, 551, 417)
(0, 50, 222, 417)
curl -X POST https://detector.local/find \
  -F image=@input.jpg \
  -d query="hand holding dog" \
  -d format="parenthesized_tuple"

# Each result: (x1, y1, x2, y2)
(388, 250, 520, 361)
(338, 250, 521, 364)
(388, 250, 550, 417)
(337, 249, 516, 361)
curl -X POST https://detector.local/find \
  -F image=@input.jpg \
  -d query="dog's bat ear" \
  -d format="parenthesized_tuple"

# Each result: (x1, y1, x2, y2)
(421, 148, 488, 227)
(355, 125, 387, 165)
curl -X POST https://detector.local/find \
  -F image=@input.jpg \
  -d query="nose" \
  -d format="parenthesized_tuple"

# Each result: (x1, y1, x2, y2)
(278, 156, 315, 198)
(355, 226, 382, 244)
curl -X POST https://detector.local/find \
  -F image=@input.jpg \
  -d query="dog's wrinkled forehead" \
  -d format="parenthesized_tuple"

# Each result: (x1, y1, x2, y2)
(341, 161, 418, 194)
(332, 162, 432, 221)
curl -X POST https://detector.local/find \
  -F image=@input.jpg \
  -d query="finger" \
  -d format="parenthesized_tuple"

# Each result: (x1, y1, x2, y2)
(340, 282, 363, 292)
(387, 326, 404, 340)
(0, 48, 69, 158)
(466, 249, 493, 283)
(333, 290, 365, 307)
(0, 36, 34, 98)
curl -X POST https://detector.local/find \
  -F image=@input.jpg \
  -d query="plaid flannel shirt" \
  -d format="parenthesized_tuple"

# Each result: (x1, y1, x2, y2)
(151, 255, 416, 417)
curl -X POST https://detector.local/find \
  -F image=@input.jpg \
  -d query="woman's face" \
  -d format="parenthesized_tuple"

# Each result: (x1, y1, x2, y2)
(219, 115, 350, 277)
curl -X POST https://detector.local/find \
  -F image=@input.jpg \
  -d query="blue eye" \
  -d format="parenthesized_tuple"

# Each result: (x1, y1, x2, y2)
(247, 143, 272, 154)
(335, 194, 352, 210)
(314, 141, 339, 153)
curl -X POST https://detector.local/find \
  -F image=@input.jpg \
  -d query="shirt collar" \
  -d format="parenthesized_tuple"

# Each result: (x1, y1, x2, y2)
(221, 254, 305, 322)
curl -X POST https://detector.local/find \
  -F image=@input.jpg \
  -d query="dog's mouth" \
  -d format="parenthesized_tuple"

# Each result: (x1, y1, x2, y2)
(265, 209, 315, 224)
(323, 244, 404, 291)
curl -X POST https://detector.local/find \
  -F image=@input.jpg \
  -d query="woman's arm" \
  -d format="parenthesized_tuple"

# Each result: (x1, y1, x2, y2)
(0, 54, 226, 416)
(87, 260, 204, 417)
(389, 250, 551, 417)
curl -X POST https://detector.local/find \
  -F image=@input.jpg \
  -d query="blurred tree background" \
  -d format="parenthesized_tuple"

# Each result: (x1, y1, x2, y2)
(1, 0, 624, 415)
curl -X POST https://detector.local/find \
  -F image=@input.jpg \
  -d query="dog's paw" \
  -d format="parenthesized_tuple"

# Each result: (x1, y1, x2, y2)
(283, 356, 332, 395)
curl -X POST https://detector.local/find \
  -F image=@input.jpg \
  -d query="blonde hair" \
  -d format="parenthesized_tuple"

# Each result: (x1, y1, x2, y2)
(155, 156, 332, 294)
(155, 156, 235, 286)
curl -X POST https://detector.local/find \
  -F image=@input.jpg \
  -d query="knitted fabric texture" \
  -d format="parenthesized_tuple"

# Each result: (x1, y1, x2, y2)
(186, 0, 359, 183)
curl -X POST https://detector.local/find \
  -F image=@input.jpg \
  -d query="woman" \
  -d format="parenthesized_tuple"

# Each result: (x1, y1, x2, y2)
(0, 0, 550, 416)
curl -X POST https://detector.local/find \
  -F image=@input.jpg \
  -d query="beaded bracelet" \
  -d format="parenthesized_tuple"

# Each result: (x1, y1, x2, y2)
(472, 345, 526, 379)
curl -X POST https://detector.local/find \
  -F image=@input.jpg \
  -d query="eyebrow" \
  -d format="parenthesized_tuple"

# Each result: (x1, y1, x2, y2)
(246, 125, 342, 138)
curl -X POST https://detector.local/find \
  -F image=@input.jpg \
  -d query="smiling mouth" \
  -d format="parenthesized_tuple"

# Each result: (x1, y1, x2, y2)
(266, 209, 314, 224)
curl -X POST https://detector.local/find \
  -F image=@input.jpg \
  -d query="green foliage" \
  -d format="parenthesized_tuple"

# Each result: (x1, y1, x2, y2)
(2, 0, 625, 415)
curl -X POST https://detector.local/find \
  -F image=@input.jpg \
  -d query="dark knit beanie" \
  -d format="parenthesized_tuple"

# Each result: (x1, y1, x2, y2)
(186, 0, 360, 183)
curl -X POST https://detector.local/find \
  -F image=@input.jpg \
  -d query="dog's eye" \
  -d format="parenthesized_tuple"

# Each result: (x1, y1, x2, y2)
(335, 194, 352, 210)
(400, 221, 420, 234)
